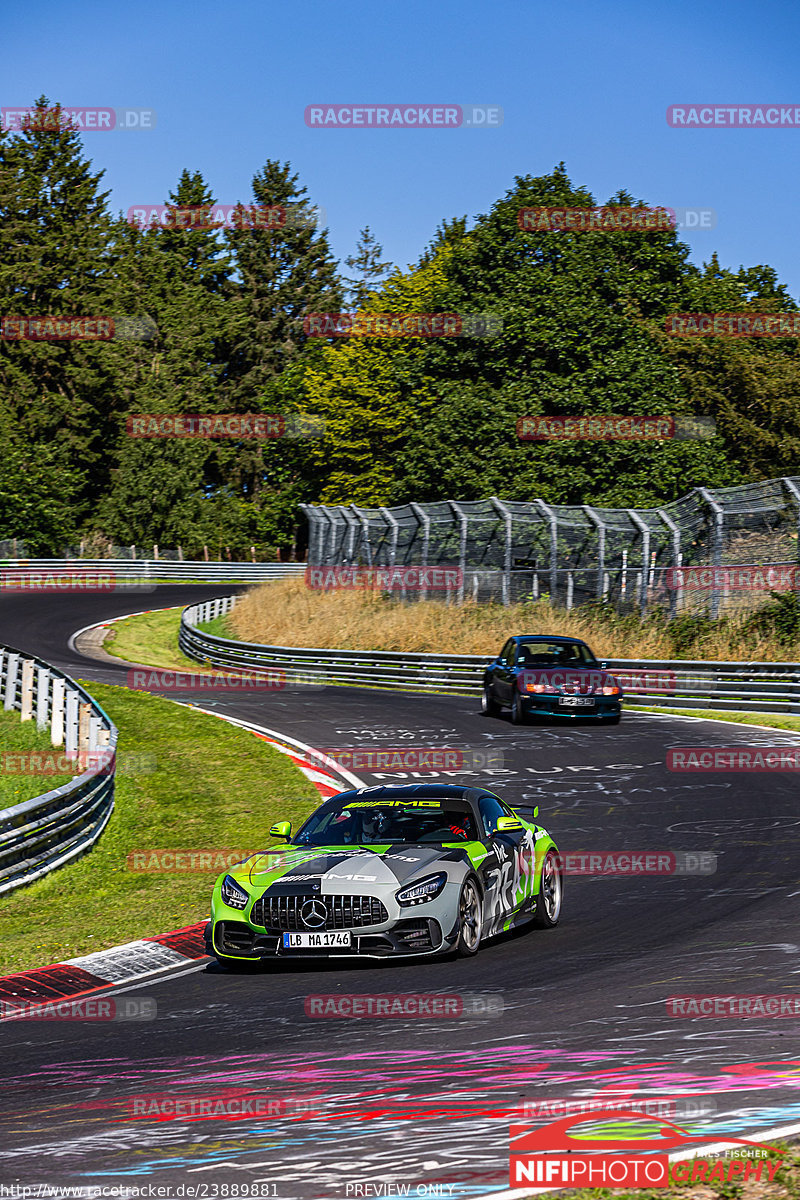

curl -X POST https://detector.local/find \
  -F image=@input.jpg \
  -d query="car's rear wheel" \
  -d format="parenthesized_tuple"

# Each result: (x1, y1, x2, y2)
(605, 714, 621, 725)
(481, 684, 500, 716)
(533, 849, 563, 928)
(510, 691, 526, 724)
(455, 877, 483, 956)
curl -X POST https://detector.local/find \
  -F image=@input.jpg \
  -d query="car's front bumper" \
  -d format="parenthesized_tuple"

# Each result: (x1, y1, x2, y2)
(209, 916, 453, 960)
(521, 696, 622, 719)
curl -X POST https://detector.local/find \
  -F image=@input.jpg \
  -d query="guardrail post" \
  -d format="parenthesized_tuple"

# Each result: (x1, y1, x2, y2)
(20, 659, 34, 721)
(36, 666, 50, 730)
(4, 652, 20, 711)
(78, 702, 92, 758)
(51, 677, 65, 746)
(65, 689, 79, 757)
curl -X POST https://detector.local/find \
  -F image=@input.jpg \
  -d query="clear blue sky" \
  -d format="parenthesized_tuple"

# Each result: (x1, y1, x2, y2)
(4, 0, 800, 297)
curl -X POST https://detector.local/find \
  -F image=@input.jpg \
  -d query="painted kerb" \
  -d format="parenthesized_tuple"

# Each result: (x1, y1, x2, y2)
(179, 598, 800, 713)
(0, 645, 118, 895)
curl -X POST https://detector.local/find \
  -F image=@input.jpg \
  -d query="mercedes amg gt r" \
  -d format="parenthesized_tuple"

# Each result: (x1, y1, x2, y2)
(206, 783, 562, 964)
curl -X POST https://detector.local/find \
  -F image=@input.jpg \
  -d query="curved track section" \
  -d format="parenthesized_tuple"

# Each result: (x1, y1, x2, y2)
(1, 588, 798, 1198)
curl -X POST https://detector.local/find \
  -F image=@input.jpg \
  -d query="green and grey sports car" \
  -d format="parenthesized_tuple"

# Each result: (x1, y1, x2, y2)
(205, 783, 562, 964)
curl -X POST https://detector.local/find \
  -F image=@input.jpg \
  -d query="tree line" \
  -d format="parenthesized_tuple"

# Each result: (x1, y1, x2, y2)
(1, 98, 799, 557)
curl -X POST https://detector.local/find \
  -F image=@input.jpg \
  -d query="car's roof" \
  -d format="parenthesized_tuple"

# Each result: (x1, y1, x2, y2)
(328, 783, 497, 805)
(513, 634, 590, 645)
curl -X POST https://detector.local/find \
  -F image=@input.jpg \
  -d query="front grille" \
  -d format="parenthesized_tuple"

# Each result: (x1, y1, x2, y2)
(251, 893, 388, 931)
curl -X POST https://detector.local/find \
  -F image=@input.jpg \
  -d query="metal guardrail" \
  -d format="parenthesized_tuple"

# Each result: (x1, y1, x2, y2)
(0, 559, 308, 584)
(0, 646, 118, 895)
(180, 596, 800, 714)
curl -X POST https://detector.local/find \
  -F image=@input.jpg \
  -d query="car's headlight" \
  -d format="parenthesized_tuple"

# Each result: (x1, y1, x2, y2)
(602, 685, 620, 695)
(526, 682, 559, 693)
(396, 873, 447, 906)
(221, 874, 249, 910)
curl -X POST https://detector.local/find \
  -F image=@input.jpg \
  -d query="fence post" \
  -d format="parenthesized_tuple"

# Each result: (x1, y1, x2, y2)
(782, 478, 800, 570)
(409, 502, 430, 600)
(628, 511, 650, 617)
(583, 505, 606, 601)
(448, 502, 468, 604)
(491, 497, 513, 607)
(534, 500, 558, 602)
(697, 487, 724, 618)
(658, 508, 682, 617)
(353, 506, 374, 568)
(340, 506, 358, 564)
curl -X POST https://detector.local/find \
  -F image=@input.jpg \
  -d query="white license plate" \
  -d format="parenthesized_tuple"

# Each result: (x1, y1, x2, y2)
(559, 697, 595, 707)
(282, 931, 352, 949)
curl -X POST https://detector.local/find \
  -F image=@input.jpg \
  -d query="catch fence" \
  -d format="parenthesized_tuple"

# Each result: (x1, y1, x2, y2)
(301, 477, 800, 615)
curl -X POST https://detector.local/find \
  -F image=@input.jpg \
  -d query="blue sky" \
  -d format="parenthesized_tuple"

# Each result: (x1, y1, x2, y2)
(3, 0, 800, 297)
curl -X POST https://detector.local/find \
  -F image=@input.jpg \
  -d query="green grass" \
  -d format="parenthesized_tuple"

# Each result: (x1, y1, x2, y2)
(104, 606, 207, 672)
(636, 705, 800, 733)
(197, 614, 234, 638)
(0, 706, 73, 806)
(0, 680, 318, 974)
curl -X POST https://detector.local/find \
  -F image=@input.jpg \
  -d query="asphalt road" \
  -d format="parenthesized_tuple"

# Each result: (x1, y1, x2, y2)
(0, 587, 798, 1198)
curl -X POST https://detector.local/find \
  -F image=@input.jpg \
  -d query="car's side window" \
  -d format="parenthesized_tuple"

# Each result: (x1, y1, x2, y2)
(506, 642, 518, 667)
(499, 639, 514, 662)
(479, 795, 507, 837)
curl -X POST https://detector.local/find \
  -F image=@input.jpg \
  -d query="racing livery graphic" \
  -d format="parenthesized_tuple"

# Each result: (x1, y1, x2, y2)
(206, 784, 562, 962)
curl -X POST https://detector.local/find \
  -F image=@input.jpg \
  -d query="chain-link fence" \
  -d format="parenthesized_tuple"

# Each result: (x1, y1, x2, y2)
(300, 477, 800, 615)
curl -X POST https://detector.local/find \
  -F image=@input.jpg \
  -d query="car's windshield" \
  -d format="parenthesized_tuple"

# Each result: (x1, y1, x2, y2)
(516, 641, 598, 668)
(293, 799, 478, 846)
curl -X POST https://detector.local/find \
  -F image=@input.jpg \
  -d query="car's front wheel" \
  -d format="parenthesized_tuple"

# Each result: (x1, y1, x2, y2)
(481, 684, 500, 717)
(533, 849, 563, 928)
(510, 691, 526, 724)
(455, 876, 483, 956)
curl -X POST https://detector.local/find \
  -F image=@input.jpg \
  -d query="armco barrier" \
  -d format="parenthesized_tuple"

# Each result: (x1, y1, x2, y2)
(0, 646, 117, 895)
(179, 596, 800, 714)
(0, 559, 307, 584)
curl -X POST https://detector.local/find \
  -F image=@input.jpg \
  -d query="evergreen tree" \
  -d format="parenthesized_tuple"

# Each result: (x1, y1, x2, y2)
(343, 226, 393, 308)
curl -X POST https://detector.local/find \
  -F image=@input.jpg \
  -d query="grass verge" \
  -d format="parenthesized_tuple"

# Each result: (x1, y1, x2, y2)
(103, 606, 211, 672)
(0, 680, 318, 974)
(635, 705, 800, 733)
(0, 707, 73, 807)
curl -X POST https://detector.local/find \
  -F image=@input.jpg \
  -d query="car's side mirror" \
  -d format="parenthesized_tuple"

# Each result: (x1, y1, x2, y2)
(494, 815, 524, 834)
(269, 820, 292, 841)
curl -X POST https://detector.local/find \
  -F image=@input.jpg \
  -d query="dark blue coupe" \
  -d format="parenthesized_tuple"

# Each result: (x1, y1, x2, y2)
(481, 635, 623, 724)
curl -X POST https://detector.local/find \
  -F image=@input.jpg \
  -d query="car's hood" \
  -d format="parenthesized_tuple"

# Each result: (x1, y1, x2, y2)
(237, 844, 462, 889)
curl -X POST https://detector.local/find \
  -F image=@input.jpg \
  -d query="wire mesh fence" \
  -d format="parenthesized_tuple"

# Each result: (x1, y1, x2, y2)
(300, 477, 800, 615)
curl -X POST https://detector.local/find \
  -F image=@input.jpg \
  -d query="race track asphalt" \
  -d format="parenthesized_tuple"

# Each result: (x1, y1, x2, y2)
(0, 586, 798, 1198)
